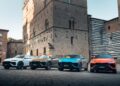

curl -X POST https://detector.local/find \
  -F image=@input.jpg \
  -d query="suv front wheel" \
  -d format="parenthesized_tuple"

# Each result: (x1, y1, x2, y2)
(16, 61, 23, 69)
(4, 66, 10, 69)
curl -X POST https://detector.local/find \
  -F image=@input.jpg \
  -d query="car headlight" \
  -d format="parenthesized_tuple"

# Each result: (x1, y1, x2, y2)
(72, 59, 80, 63)
(59, 60, 62, 62)
(108, 61, 115, 64)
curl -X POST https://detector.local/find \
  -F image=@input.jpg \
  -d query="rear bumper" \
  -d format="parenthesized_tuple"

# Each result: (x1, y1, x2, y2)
(58, 62, 81, 69)
(90, 63, 116, 71)
(2, 61, 16, 67)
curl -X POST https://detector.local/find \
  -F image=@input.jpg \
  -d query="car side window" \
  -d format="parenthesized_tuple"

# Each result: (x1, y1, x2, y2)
(20, 56, 24, 58)
(82, 57, 85, 59)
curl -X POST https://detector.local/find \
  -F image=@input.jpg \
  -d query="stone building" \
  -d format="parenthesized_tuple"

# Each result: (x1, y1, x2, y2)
(23, 0, 89, 58)
(105, 17, 120, 33)
(89, 16, 120, 58)
(88, 17, 107, 56)
(104, 17, 120, 58)
(118, 0, 120, 20)
(0, 29, 9, 62)
(7, 39, 24, 58)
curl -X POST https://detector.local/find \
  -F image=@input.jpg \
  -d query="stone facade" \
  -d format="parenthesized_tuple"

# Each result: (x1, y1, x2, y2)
(104, 18, 120, 59)
(23, 0, 89, 58)
(105, 17, 120, 33)
(89, 16, 120, 61)
(0, 29, 9, 62)
(88, 17, 107, 56)
(7, 40, 24, 58)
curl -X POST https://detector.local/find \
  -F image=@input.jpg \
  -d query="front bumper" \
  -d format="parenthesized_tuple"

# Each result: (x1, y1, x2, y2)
(30, 61, 48, 68)
(2, 61, 16, 67)
(90, 63, 116, 71)
(58, 62, 81, 69)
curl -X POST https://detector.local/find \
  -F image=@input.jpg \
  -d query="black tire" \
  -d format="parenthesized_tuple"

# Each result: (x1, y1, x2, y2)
(90, 68, 94, 72)
(30, 66, 36, 70)
(76, 68, 81, 72)
(84, 68, 88, 71)
(58, 68, 63, 71)
(76, 63, 82, 72)
(70, 68, 73, 71)
(112, 69, 117, 74)
(23, 67, 27, 69)
(45, 62, 51, 70)
(4, 66, 10, 69)
(16, 61, 23, 70)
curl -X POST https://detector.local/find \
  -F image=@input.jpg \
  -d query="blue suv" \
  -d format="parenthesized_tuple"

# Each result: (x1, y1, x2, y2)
(58, 55, 88, 72)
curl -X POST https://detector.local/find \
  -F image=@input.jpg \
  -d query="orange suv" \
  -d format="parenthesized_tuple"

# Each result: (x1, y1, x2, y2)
(89, 54, 117, 73)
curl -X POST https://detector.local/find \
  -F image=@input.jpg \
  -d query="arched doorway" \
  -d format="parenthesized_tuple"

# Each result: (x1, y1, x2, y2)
(43, 47, 46, 55)
(36, 49, 38, 56)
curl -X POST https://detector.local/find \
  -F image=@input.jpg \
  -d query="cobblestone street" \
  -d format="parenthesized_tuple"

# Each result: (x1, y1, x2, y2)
(0, 65, 120, 86)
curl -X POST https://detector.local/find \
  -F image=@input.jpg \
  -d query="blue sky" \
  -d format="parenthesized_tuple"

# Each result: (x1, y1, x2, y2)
(0, 0, 118, 39)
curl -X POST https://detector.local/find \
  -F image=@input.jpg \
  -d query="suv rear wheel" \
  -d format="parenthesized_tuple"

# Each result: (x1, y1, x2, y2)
(45, 62, 51, 70)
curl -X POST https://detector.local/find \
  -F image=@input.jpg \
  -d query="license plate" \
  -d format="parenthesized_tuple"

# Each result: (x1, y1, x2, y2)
(64, 65, 69, 67)
(99, 66, 105, 68)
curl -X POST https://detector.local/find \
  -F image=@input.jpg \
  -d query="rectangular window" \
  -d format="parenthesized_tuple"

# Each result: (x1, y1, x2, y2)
(44, 0, 47, 7)
(69, 20, 72, 29)
(43, 47, 46, 55)
(45, 19, 49, 30)
(69, 17, 75, 29)
(71, 36, 74, 45)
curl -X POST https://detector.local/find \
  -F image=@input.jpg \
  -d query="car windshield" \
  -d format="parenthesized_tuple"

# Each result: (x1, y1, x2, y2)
(14, 55, 24, 58)
(64, 55, 80, 58)
(96, 54, 112, 58)
(40, 55, 49, 59)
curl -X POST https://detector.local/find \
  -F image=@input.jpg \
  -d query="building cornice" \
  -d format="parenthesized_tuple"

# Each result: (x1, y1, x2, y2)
(0, 29, 9, 32)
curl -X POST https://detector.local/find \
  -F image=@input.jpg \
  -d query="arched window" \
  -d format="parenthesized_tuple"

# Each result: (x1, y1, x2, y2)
(36, 49, 38, 56)
(44, 0, 47, 7)
(15, 50, 17, 55)
(45, 19, 49, 30)
(69, 17, 75, 29)
(30, 50, 33, 56)
(71, 36, 74, 45)
(43, 47, 46, 55)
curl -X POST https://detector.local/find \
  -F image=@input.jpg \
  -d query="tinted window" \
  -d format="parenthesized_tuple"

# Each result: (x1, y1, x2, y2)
(14, 55, 24, 58)
(64, 55, 80, 58)
(96, 54, 112, 58)
(40, 55, 49, 58)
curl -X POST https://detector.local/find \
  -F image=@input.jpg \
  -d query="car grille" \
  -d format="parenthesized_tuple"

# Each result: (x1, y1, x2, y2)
(3, 61, 16, 65)
(59, 62, 79, 67)
(30, 61, 46, 65)
(92, 63, 116, 69)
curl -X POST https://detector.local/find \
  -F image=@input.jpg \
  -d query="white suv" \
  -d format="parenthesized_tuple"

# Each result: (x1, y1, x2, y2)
(2, 55, 34, 69)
